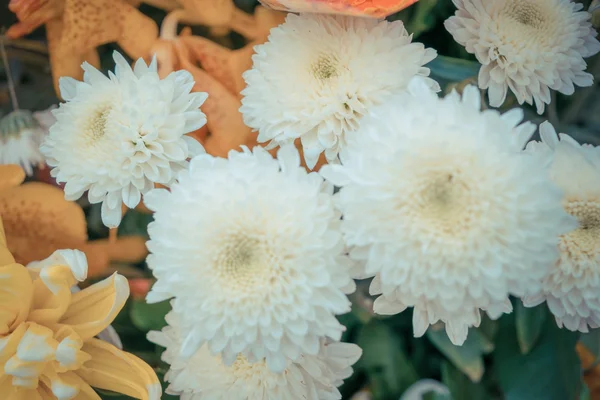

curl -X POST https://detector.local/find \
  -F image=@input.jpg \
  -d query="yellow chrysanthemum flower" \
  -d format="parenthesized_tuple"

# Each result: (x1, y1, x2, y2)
(0, 215, 160, 399)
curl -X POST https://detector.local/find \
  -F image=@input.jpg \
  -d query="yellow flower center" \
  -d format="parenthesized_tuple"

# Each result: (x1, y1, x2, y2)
(86, 106, 112, 141)
(216, 234, 278, 293)
(506, 0, 546, 28)
(230, 354, 273, 381)
(561, 200, 600, 260)
(312, 54, 339, 81)
(414, 171, 474, 236)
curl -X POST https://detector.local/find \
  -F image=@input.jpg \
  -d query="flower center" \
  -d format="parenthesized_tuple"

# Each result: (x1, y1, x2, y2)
(561, 201, 600, 260)
(86, 106, 112, 140)
(409, 171, 475, 237)
(216, 234, 276, 293)
(504, 0, 546, 28)
(311, 54, 339, 81)
(230, 354, 271, 379)
(423, 174, 464, 218)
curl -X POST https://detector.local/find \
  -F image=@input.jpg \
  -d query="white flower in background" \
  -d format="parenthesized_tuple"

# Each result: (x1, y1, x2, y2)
(240, 13, 439, 169)
(320, 79, 576, 345)
(0, 107, 55, 175)
(144, 145, 354, 372)
(445, 0, 600, 114)
(40, 51, 208, 228)
(148, 311, 362, 400)
(524, 122, 600, 332)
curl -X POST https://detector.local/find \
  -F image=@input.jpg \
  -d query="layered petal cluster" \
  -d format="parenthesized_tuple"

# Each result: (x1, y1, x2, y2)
(148, 311, 361, 400)
(0, 220, 160, 399)
(445, 0, 600, 114)
(524, 122, 600, 332)
(144, 145, 354, 372)
(41, 51, 208, 228)
(0, 109, 52, 176)
(320, 79, 576, 345)
(240, 13, 439, 169)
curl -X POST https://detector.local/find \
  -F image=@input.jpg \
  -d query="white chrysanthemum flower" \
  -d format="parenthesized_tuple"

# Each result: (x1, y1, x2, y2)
(0, 109, 52, 175)
(320, 79, 576, 345)
(40, 51, 208, 228)
(144, 145, 355, 372)
(148, 311, 361, 400)
(240, 13, 439, 169)
(523, 122, 600, 332)
(444, 0, 600, 114)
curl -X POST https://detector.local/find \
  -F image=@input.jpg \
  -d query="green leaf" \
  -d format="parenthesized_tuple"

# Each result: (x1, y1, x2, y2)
(494, 313, 583, 400)
(579, 383, 591, 400)
(515, 302, 547, 354)
(356, 320, 418, 400)
(441, 361, 488, 400)
(337, 303, 368, 342)
(478, 314, 499, 343)
(427, 55, 480, 83)
(129, 299, 171, 333)
(406, 0, 439, 38)
(118, 209, 154, 238)
(427, 326, 489, 382)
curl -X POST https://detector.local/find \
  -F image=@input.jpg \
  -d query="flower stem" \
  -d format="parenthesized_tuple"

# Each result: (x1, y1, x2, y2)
(0, 33, 19, 111)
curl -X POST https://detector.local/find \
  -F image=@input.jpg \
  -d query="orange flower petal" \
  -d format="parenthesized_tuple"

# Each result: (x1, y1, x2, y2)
(0, 165, 25, 191)
(59, 273, 129, 341)
(259, 0, 419, 17)
(0, 182, 87, 268)
(78, 338, 161, 400)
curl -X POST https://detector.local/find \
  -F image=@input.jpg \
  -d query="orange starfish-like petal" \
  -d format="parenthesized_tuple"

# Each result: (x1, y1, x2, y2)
(0, 165, 26, 191)
(6, 0, 65, 39)
(0, 181, 88, 266)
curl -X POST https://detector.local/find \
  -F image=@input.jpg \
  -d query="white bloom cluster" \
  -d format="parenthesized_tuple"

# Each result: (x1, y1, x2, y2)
(320, 79, 577, 345)
(41, 51, 208, 228)
(445, 0, 600, 114)
(33, 7, 600, 399)
(145, 145, 356, 373)
(524, 122, 600, 332)
(149, 311, 362, 400)
(241, 13, 439, 169)
(0, 109, 53, 176)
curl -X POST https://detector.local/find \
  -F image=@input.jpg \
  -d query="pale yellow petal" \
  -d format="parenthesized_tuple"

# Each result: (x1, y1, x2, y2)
(0, 218, 15, 266)
(53, 326, 91, 372)
(0, 264, 33, 334)
(60, 273, 129, 340)
(78, 338, 161, 400)
(28, 250, 88, 295)
(9, 387, 43, 400)
(40, 369, 100, 400)
(0, 323, 26, 368)
(4, 323, 58, 388)
(28, 280, 71, 327)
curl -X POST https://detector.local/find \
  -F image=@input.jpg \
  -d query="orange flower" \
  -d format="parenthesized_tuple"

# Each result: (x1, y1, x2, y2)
(259, 0, 419, 17)
(0, 165, 148, 278)
(0, 217, 160, 399)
